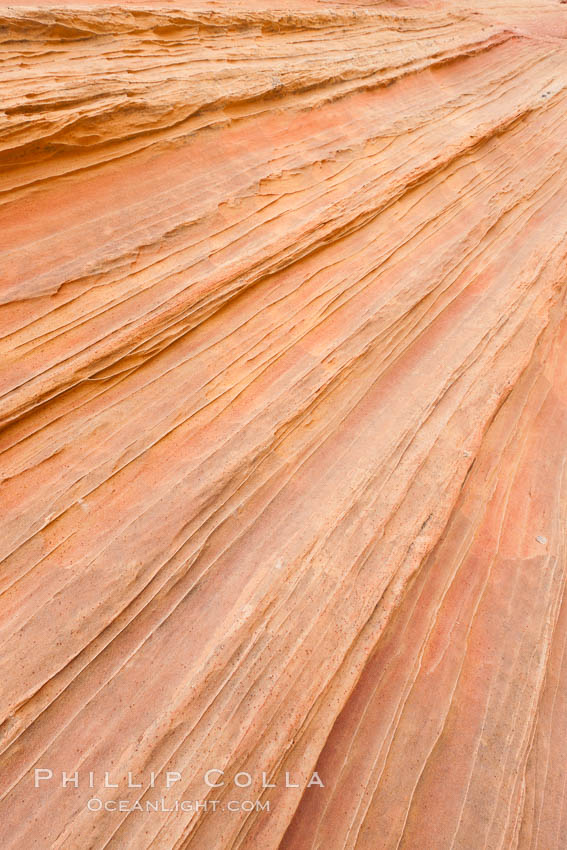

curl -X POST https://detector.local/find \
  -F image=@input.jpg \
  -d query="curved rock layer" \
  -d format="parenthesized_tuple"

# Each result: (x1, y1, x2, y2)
(1, 2, 567, 848)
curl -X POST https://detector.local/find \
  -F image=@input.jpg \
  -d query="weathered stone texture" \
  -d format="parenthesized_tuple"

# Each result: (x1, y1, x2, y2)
(1, 2, 567, 848)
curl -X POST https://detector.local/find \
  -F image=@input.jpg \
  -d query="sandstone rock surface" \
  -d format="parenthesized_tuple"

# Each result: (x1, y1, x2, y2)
(1, 1, 567, 848)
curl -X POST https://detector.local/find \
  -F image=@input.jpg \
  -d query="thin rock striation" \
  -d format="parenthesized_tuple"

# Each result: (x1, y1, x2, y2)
(0, 2, 567, 848)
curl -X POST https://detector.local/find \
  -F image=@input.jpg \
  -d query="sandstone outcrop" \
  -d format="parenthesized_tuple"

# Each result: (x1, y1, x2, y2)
(1, 2, 567, 848)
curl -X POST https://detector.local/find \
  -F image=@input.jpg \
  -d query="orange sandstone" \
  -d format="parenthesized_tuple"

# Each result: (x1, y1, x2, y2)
(0, 2, 567, 848)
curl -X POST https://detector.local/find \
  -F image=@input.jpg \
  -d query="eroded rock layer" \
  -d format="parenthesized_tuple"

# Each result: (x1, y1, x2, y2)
(1, 2, 567, 848)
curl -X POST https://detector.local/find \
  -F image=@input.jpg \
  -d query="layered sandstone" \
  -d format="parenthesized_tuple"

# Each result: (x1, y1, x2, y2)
(1, 2, 567, 848)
